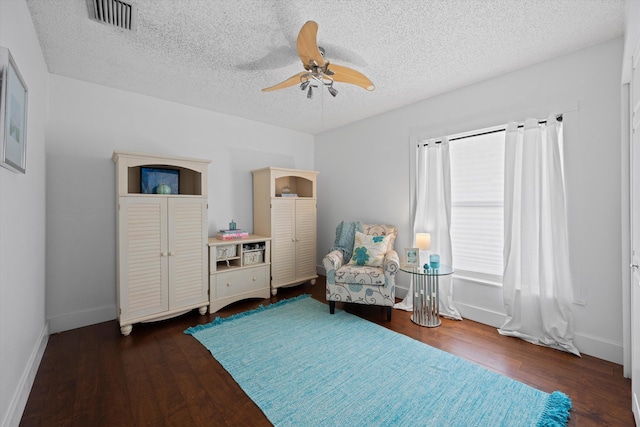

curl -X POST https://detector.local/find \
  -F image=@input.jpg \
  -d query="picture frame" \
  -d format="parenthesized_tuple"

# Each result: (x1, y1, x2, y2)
(141, 167, 179, 194)
(0, 47, 28, 174)
(404, 248, 419, 267)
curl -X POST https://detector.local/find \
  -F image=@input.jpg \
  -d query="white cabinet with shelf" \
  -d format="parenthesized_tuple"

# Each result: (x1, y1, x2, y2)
(252, 167, 318, 295)
(113, 151, 210, 335)
(208, 235, 271, 313)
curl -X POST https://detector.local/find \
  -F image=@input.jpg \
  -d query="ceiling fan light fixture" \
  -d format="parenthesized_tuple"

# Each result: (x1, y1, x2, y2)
(261, 21, 374, 97)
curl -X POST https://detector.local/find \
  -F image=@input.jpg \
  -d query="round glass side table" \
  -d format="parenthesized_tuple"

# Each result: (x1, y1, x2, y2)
(400, 265, 454, 327)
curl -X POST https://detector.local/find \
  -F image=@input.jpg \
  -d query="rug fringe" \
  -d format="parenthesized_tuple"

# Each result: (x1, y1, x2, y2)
(184, 294, 312, 335)
(536, 391, 572, 426)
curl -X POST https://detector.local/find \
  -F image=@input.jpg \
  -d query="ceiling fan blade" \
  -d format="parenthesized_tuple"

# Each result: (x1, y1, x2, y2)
(328, 64, 375, 91)
(262, 71, 307, 92)
(297, 21, 325, 69)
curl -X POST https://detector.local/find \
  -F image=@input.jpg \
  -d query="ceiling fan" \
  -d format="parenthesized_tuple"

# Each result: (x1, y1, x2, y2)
(262, 21, 375, 98)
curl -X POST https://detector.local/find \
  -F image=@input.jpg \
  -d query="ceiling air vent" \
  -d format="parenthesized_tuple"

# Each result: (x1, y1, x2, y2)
(86, 0, 136, 31)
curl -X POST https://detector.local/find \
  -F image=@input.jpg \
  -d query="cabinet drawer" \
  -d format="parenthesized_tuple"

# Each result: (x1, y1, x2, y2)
(213, 265, 269, 299)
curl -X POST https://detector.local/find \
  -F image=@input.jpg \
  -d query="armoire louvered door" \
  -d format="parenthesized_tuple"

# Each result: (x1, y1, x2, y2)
(294, 198, 317, 281)
(270, 198, 296, 287)
(119, 197, 169, 321)
(118, 196, 208, 331)
(167, 197, 208, 309)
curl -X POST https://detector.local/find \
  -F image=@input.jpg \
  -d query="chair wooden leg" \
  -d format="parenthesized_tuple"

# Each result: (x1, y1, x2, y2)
(329, 301, 335, 314)
(386, 306, 392, 321)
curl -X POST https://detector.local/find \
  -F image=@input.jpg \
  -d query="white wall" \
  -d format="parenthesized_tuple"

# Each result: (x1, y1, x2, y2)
(315, 37, 624, 363)
(0, 1, 49, 426)
(45, 75, 314, 333)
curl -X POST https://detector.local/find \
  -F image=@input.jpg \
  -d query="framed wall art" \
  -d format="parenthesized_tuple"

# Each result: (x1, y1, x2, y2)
(0, 47, 28, 174)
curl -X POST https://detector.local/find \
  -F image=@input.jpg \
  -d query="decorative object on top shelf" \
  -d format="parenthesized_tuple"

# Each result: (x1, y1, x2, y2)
(404, 248, 419, 267)
(280, 186, 298, 197)
(0, 47, 28, 174)
(141, 167, 179, 194)
(229, 219, 236, 230)
(156, 183, 171, 194)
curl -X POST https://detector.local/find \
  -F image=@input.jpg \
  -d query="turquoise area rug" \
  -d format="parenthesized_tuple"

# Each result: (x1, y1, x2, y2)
(185, 295, 571, 426)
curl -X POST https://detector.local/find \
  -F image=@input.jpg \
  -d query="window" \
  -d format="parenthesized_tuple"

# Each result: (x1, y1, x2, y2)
(449, 129, 505, 283)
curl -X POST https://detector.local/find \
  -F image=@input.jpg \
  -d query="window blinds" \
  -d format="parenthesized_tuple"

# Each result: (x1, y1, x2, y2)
(449, 130, 505, 279)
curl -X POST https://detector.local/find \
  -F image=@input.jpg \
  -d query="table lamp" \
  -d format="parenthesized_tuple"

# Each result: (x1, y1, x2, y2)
(415, 232, 431, 266)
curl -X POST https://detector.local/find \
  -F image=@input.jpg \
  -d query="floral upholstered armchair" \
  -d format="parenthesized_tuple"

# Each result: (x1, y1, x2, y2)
(323, 223, 399, 321)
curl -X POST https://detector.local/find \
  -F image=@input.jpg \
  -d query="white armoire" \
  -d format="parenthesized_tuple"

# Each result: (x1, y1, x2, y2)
(113, 151, 211, 335)
(252, 167, 318, 295)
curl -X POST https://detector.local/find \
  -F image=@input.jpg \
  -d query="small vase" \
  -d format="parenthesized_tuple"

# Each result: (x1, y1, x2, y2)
(430, 254, 440, 269)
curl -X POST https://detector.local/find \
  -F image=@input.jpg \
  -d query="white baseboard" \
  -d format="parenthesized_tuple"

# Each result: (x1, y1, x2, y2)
(48, 304, 116, 334)
(572, 331, 623, 365)
(396, 285, 623, 364)
(454, 301, 506, 329)
(2, 322, 49, 427)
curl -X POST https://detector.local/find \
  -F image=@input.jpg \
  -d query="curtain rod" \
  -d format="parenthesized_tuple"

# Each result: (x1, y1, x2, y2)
(423, 115, 563, 146)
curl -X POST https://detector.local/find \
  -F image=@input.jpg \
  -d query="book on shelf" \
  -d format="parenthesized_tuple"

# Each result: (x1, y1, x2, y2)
(215, 231, 249, 240)
(280, 193, 298, 197)
(218, 229, 246, 234)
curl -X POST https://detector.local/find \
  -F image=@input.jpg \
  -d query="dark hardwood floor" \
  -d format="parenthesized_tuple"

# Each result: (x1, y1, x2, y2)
(21, 276, 633, 426)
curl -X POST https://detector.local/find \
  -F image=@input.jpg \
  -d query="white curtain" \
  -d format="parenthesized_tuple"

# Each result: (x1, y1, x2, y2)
(499, 115, 580, 356)
(395, 138, 461, 320)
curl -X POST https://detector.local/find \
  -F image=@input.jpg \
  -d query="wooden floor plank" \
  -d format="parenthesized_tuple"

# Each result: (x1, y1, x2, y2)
(20, 276, 633, 426)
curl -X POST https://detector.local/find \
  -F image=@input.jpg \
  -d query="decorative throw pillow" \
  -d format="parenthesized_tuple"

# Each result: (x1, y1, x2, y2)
(348, 231, 391, 267)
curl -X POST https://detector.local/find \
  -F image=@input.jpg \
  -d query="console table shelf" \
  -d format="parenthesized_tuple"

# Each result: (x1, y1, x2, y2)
(208, 235, 272, 313)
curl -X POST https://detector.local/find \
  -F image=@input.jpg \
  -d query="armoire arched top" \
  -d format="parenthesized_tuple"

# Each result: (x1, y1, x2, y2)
(112, 151, 211, 196)
(251, 166, 318, 198)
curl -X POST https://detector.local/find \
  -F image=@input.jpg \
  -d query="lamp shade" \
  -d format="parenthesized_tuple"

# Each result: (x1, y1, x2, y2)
(416, 232, 431, 250)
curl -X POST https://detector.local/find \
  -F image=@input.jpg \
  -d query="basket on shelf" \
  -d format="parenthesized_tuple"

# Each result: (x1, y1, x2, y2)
(243, 250, 264, 265)
(216, 245, 237, 260)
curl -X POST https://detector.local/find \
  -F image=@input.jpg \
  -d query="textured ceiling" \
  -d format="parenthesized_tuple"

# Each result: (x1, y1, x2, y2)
(25, 0, 625, 135)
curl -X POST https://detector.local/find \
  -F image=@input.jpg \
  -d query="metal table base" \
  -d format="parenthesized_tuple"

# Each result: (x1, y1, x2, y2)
(400, 265, 453, 328)
(411, 272, 441, 327)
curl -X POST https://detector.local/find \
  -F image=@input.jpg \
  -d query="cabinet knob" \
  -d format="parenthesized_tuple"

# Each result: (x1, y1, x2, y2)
(161, 252, 168, 257)
(226, 283, 231, 287)
(169, 251, 175, 256)
(252, 277, 256, 281)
